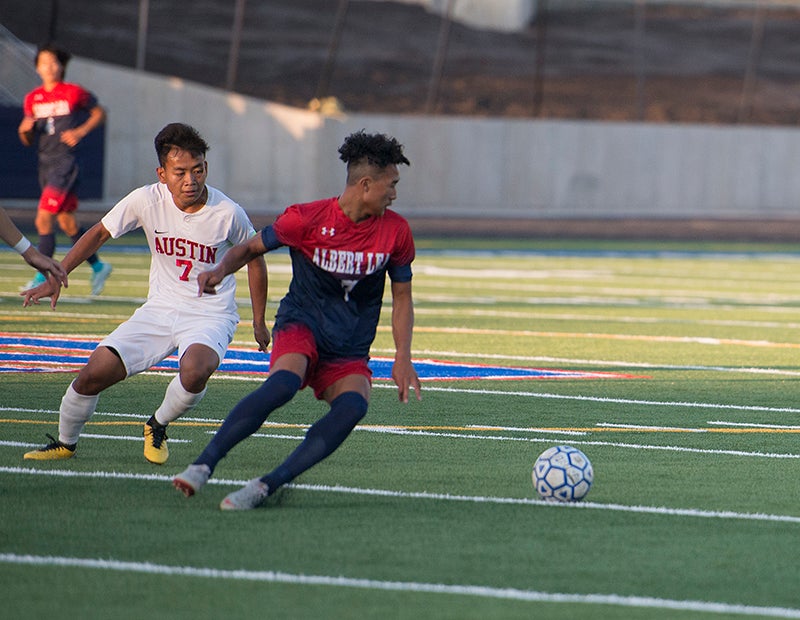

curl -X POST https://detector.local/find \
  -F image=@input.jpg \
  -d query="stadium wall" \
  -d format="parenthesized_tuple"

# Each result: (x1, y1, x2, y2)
(370, 0, 536, 32)
(27, 57, 800, 224)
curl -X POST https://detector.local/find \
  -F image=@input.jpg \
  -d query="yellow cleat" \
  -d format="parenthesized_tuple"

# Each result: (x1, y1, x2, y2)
(143, 421, 169, 465)
(24, 434, 76, 460)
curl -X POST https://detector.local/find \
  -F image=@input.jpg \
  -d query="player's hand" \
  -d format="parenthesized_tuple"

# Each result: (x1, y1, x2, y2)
(21, 278, 63, 310)
(392, 358, 421, 404)
(22, 251, 68, 288)
(197, 269, 222, 296)
(253, 322, 271, 353)
(59, 128, 84, 147)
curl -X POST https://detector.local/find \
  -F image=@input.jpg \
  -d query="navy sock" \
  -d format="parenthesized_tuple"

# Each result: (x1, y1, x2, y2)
(262, 391, 368, 493)
(70, 228, 99, 265)
(38, 233, 55, 258)
(194, 370, 301, 472)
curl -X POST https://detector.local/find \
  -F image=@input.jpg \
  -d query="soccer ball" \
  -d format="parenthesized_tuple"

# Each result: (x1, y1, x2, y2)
(532, 445, 593, 502)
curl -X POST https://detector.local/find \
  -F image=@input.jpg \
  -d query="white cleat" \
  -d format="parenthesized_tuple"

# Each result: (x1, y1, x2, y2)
(220, 478, 270, 511)
(172, 464, 211, 497)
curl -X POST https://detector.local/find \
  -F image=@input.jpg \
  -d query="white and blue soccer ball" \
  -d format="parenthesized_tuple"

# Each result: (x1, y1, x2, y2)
(532, 445, 593, 502)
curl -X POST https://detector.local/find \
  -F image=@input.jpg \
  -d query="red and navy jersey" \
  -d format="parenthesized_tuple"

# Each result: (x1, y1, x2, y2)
(261, 196, 415, 359)
(23, 82, 99, 177)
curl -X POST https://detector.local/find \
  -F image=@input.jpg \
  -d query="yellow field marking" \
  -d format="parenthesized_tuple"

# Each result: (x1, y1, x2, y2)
(4, 418, 800, 434)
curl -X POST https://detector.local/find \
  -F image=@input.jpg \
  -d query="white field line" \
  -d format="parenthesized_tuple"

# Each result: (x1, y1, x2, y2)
(413, 263, 800, 286)
(464, 424, 587, 435)
(0, 407, 216, 419)
(4, 405, 800, 460)
(709, 420, 800, 430)
(355, 427, 799, 460)
(412, 308, 800, 331)
(415, 269, 796, 287)
(370, 347, 800, 377)
(2, 554, 800, 619)
(0, 434, 191, 449)
(2, 466, 800, 527)
(399, 326, 800, 349)
(372, 384, 800, 415)
(413, 287, 800, 308)
(3, 427, 794, 460)
(415, 271, 800, 288)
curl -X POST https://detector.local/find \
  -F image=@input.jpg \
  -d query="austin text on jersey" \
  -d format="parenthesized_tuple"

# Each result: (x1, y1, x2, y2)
(154, 236, 218, 264)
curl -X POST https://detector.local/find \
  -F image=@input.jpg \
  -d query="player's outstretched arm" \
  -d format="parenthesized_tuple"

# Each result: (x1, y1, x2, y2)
(390, 279, 421, 403)
(246, 254, 270, 352)
(0, 207, 24, 246)
(21, 221, 111, 309)
(20, 248, 68, 288)
(60, 221, 113, 273)
(0, 207, 68, 291)
(198, 234, 267, 296)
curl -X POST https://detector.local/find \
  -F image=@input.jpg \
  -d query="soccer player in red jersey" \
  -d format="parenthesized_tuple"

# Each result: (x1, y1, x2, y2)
(174, 130, 422, 510)
(18, 43, 112, 295)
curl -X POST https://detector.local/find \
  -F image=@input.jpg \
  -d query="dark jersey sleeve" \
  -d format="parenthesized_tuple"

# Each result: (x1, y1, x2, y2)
(260, 225, 285, 251)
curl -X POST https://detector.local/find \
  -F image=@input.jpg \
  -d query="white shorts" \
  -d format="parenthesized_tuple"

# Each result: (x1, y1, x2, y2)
(99, 299, 238, 377)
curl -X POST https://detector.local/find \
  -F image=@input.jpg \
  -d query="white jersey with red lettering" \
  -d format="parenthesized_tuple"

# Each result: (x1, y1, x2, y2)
(101, 182, 255, 319)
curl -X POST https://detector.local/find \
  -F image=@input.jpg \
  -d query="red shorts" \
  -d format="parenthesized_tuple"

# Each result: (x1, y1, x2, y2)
(39, 186, 78, 214)
(270, 323, 372, 400)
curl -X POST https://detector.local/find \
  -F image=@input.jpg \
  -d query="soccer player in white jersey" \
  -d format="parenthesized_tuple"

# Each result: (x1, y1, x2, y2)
(21, 123, 269, 464)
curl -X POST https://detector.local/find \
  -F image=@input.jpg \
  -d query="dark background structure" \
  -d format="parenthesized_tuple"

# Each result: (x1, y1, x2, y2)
(2, 0, 800, 125)
(4, 1, 800, 240)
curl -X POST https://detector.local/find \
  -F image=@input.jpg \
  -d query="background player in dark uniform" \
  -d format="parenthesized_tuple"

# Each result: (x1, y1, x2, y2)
(174, 130, 421, 510)
(18, 43, 112, 295)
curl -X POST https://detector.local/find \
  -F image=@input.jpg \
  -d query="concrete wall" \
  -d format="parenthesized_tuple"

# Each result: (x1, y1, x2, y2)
(373, 1, 778, 33)
(374, 0, 536, 32)
(65, 57, 800, 221)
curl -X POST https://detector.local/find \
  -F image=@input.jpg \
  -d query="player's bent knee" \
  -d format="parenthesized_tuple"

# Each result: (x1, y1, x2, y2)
(74, 347, 126, 393)
(179, 345, 220, 390)
(178, 369, 214, 393)
(73, 369, 121, 395)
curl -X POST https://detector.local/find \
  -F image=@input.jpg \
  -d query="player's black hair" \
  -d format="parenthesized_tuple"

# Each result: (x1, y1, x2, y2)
(154, 123, 210, 166)
(339, 130, 409, 182)
(35, 43, 71, 73)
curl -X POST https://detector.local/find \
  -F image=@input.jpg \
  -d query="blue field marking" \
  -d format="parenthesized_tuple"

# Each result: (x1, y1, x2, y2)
(0, 333, 640, 380)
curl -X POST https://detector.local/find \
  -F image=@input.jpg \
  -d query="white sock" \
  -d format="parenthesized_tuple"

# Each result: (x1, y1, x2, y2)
(153, 374, 207, 425)
(59, 382, 100, 446)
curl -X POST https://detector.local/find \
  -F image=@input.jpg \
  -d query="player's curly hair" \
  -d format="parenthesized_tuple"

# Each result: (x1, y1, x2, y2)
(154, 123, 210, 166)
(339, 130, 409, 183)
